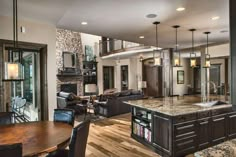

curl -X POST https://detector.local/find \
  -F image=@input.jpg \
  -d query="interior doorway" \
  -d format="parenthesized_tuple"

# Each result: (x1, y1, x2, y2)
(103, 66, 114, 91)
(121, 65, 128, 91)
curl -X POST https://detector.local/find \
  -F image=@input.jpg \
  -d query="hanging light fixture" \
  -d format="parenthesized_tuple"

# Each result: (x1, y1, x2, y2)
(153, 21, 162, 66)
(3, 0, 24, 81)
(189, 29, 197, 68)
(203, 32, 211, 68)
(139, 55, 143, 62)
(173, 25, 182, 67)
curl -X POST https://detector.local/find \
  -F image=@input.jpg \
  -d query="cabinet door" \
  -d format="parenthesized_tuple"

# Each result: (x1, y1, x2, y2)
(152, 114, 171, 154)
(228, 112, 236, 139)
(198, 118, 211, 149)
(212, 114, 227, 144)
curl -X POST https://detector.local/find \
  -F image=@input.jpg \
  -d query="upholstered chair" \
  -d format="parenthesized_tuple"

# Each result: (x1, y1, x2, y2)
(47, 120, 91, 157)
(0, 143, 22, 157)
(54, 109, 75, 126)
(0, 112, 14, 125)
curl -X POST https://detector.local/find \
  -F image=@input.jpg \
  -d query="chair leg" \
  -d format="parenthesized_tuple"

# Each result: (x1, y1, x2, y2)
(84, 107, 87, 120)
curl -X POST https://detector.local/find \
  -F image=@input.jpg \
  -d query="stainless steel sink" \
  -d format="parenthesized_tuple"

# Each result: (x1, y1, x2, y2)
(193, 101, 226, 107)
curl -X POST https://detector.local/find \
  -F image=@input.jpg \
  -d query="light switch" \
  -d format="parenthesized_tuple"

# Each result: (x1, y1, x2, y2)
(20, 26, 26, 33)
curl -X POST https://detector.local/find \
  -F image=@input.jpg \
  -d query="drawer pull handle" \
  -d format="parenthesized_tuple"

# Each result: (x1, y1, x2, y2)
(213, 117, 225, 122)
(177, 140, 194, 147)
(177, 124, 194, 130)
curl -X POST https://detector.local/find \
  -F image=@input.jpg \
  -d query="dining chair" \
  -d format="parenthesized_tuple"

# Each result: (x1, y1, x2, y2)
(0, 143, 22, 157)
(54, 109, 75, 126)
(0, 112, 15, 125)
(47, 120, 91, 157)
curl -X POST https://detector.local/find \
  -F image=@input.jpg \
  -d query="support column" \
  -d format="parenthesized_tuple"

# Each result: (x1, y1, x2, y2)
(230, 0, 236, 105)
(200, 48, 207, 100)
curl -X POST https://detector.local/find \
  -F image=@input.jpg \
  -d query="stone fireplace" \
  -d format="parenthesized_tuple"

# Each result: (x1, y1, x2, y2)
(56, 29, 84, 95)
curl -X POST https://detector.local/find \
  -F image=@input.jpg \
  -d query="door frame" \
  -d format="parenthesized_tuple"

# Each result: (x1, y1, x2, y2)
(0, 39, 48, 120)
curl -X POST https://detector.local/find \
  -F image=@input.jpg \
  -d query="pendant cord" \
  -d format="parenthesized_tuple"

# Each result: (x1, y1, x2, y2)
(192, 31, 194, 55)
(156, 24, 158, 48)
(13, 0, 16, 48)
(207, 34, 209, 55)
(16, 0, 18, 48)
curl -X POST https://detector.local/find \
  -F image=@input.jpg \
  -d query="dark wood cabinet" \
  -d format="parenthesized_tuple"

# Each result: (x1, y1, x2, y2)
(228, 112, 236, 138)
(211, 114, 227, 144)
(153, 114, 171, 154)
(198, 118, 211, 149)
(131, 106, 235, 157)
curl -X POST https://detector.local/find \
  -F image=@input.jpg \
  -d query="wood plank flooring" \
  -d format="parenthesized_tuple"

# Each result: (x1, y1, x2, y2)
(83, 113, 161, 157)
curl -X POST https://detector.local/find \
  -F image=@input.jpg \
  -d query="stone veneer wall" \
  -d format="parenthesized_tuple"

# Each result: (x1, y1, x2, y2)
(56, 29, 84, 95)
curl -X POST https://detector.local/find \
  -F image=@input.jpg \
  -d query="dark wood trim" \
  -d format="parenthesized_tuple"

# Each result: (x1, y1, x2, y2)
(0, 39, 48, 120)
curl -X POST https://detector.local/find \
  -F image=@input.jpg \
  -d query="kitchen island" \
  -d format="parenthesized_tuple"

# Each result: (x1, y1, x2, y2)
(126, 95, 236, 157)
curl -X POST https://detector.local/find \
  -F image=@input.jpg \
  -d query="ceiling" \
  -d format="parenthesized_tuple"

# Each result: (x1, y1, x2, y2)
(0, 0, 229, 50)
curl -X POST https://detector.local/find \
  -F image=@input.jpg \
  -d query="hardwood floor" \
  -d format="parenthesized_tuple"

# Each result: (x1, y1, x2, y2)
(83, 113, 160, 157)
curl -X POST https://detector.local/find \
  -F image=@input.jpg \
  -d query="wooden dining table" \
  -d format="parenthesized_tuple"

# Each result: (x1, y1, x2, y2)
(0, 121, 73, 157)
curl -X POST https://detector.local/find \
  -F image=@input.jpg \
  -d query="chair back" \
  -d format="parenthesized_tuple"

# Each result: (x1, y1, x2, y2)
(0, 112, 14, 125)
(54, 109, 75, 126)
(69, 120, 90, 157)
(0, 143, 22, 157)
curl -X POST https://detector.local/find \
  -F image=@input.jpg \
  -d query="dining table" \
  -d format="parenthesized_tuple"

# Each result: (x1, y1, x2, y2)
(0, 121, 73, 157)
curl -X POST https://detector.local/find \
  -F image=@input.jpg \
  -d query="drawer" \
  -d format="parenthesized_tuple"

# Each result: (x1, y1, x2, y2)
(198, 111, 211, 119)
(174, 122, 196, 139)
(174, 113, 197, 124)
(212, 107, 231, 116)
(174, 135, 197, 156)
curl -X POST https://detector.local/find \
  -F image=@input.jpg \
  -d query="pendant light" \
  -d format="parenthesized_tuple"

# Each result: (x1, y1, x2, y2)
(189, 29, 197, 68)
(203, 32, 211, 68)
(173, 25, 182, 67)
(153, 21, 162, 66)
(3, 0, 24, 81)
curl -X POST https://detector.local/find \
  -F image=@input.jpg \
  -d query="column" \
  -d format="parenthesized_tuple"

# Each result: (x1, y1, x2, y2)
(230, 0, 236, 105)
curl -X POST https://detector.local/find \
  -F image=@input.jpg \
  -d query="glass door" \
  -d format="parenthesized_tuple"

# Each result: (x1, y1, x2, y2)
(9, 50, 41, 121)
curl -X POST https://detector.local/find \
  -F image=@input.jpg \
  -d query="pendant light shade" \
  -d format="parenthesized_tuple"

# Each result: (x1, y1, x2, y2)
(153, 21, 162, 66)
(173, 25, 182, 67)
(189, 29, 197, 68)
(3, 0, 24, 81)
(203, 32, 211, 68)
(4, 62, 24, 81)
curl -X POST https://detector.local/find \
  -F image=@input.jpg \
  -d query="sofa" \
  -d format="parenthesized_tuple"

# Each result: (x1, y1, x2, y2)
(57, 92, 88, 114)
(95, 89, 143, 117)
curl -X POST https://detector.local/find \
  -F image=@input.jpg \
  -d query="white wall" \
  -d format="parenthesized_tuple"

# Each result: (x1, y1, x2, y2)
(0, 15, 56, 120)
(173, 58, 191, 96)
(209, 43, 230, 57)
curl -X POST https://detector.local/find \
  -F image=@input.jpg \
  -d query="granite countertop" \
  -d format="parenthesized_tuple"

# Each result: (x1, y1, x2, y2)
(126, 95, 232, 116)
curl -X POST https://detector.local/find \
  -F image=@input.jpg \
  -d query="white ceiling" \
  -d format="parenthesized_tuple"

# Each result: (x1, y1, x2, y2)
(0, 0, 229, 49)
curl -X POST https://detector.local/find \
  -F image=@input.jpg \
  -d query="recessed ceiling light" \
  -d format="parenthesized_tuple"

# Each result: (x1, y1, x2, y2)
(176, 7, 185, 11)
(211, 16, 220, 20)
(146, 14, 157, 18)
(81, 22, 88, 25)
(139, 36, 145, 39)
